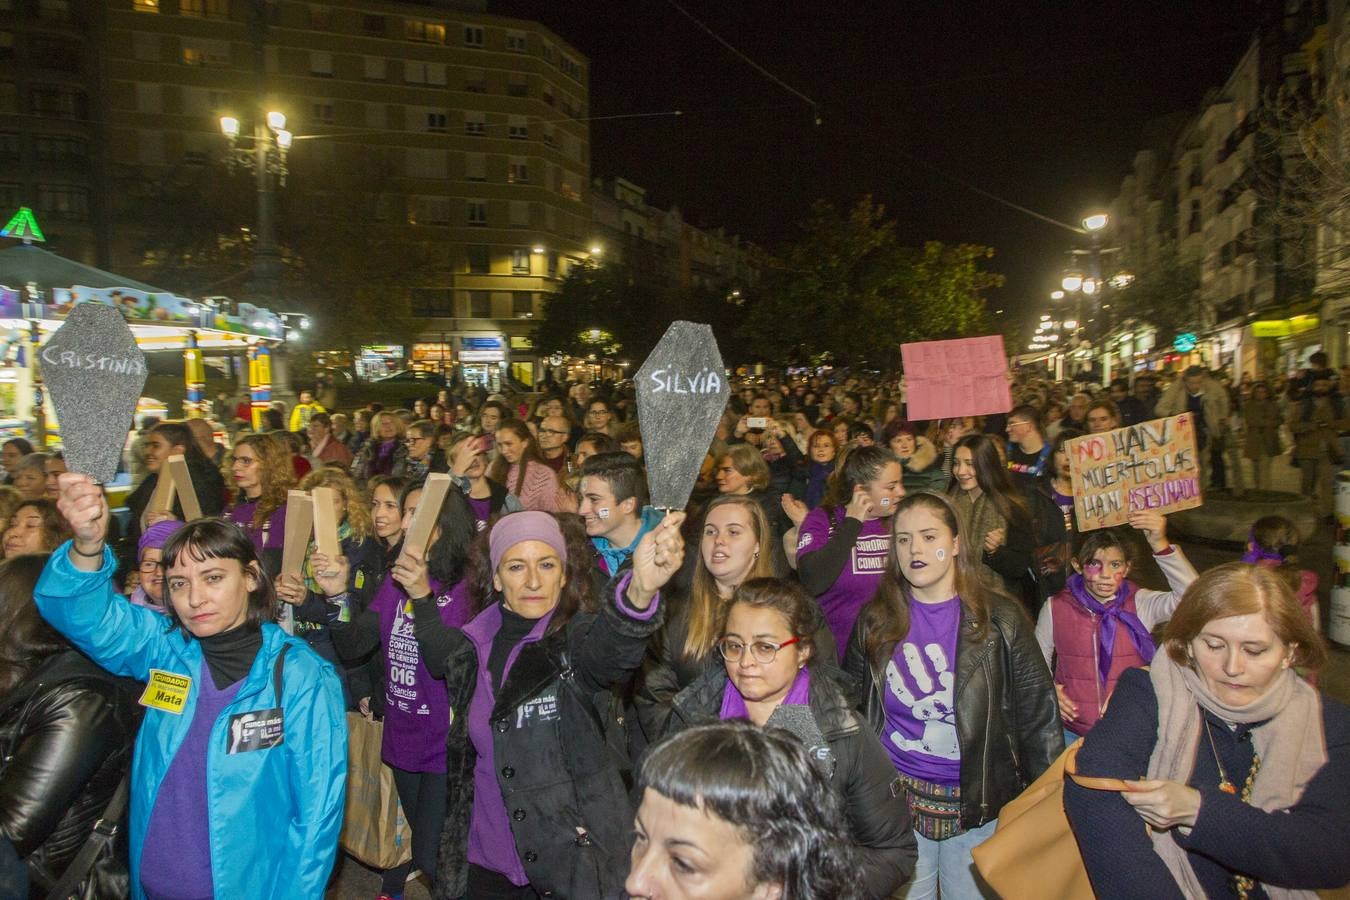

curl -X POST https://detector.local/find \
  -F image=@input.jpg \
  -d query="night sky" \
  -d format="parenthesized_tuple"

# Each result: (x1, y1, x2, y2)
(494, 0, 1255, 325)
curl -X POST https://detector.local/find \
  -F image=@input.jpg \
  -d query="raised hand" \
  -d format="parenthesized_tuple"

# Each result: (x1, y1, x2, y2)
(1128, 510, 1169, 553)
(391, 541, 432, 599)
(846, 487, 874, 522)
(781, 494, 808, 526)
(274, 572, 307, 606)
(884, 641, 958, 759)
(627, 512, 687, 610)
(308, 551, 350, 598)
(57, 473, 109, 558)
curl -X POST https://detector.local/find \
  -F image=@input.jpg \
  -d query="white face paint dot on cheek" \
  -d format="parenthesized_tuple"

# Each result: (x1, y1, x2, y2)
(935, 548, 945, 561)
(879, 498, 890, 507)
(597, 508, 610, 519)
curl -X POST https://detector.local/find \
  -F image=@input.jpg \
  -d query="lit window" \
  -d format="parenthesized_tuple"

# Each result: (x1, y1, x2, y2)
(132, 0, 158, 13)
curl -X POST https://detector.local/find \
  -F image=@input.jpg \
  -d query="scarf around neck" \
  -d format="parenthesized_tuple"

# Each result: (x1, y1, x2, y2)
(1145, 654, 1327, 899)
(1066, 572, 1155, 685)
(720, 666, 811, 720)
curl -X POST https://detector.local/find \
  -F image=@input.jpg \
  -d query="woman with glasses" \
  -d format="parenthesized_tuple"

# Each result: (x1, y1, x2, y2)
(226, 433, 296, 577)
(351, 412, 408, 484)
(402, 419, 448, 481)
(661, 577, 917, 898)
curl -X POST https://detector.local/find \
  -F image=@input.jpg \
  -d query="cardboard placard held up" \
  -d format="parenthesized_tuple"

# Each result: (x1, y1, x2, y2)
(42, 303, 148, 482)
(281, 490, 313, 578)
(402, 474, 453, 556)
(635, 321, 730, 510)
(1066, 414, 1202, 531)
(900, 335, 1012, 421)
(145, 454, 203, 524)
(311, 486, 341, 558)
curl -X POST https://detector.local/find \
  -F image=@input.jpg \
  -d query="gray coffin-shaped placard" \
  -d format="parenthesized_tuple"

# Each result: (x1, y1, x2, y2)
(635, 321, 729, 510)
(42, 303, 148, 483)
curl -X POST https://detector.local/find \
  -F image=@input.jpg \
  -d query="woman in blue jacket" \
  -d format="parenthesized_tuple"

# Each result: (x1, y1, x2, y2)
(35, 472, 347, 900)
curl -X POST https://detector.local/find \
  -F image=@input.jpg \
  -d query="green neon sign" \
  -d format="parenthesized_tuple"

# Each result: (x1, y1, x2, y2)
(0, 207, 45, 243)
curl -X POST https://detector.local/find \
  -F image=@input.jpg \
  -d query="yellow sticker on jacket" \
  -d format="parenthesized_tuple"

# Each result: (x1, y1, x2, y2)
(355, 570, 365, 590)
(139, 669, 192, 714)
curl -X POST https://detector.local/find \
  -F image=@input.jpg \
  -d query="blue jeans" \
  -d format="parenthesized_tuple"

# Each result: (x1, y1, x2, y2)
(904, 818, 998, 900)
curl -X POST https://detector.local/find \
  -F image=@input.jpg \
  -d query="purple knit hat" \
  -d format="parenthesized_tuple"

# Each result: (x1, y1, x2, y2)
(138, 520, 183, 561)
(488, 511, 567, 572)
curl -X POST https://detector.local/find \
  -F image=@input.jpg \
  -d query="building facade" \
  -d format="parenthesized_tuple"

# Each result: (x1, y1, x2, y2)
(2, 0, 592, 388)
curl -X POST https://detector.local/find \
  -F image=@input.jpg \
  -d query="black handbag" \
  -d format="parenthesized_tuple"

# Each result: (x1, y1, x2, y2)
(41, 775, 130, 900)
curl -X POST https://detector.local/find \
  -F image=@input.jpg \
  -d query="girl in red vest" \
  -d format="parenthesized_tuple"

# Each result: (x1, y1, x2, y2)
(1034, 510, 1197, 742)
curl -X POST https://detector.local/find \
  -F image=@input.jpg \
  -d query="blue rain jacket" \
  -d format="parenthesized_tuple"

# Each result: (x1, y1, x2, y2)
(35, 542, 347, 899)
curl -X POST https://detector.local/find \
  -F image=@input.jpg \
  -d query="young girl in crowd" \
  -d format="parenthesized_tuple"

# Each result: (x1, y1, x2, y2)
(331, 480, 478, 898)
(1035, 511, 1198, 740)
(797, 446, 905, 656)
(844, 491, 1060, 900)
(948, 434, 1033, 602)
(490, 420, 562, 513)
(1244, 514, 1318, 628)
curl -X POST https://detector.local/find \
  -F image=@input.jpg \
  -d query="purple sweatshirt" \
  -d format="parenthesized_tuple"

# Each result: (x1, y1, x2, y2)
(227, 499, 287, 557)
(370, 574, 472, 772)
(139, 662, 241, 899)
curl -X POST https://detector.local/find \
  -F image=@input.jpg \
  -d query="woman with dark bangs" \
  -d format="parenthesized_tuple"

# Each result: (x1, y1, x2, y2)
(36, 474, 346, 899)
(626, 720, 863, 900)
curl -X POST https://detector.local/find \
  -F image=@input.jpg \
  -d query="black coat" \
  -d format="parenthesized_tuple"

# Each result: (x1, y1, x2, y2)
(843, 595, 1061, 829)
(665, 664, 917, 899)
(635, 590, 837, 742)
(0, 651, 139, 893)
(431, 578, 662, 900)
(121, 457, 227, 561)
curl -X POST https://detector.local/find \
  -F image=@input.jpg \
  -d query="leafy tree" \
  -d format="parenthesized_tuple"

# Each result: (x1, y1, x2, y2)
(739, 197, 1003, 367)
(1114, 251, 1201, 344)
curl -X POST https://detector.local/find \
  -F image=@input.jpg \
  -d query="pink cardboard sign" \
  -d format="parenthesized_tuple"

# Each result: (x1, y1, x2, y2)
(901, 335, 1012, 420)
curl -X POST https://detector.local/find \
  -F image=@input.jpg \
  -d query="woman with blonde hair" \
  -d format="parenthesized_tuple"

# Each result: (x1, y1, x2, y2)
(275, 466, 383, 705)
(1065, 562, 1349, 898)
(350, 411, 408, 483)
(225, 432, 296, 576)
(716, 442, 788, 573)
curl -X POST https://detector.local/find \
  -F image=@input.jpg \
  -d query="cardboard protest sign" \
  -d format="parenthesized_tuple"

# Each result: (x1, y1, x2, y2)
(145, 454, 203, 523)
(42, 303, 148, 482)
(281, 490, 313, 579)
(311, 486, 341, 558)
(635, 321, 730, 510)
(900, 335, 1011, 421)
(1066, 414, 1202, 531)
(402, 473, 452, 556)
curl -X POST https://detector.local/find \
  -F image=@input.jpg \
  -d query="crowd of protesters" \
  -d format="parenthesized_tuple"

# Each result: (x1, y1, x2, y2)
(0, 357, 1344, 900)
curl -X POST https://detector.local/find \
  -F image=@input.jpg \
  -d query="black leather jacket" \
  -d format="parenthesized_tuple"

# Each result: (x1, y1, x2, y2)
(0, 650, 139, 891)
(665, 663, 917, 899)
(843, 595, 1061, 829)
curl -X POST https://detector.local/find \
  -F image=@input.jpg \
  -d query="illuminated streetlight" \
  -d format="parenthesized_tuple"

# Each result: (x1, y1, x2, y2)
(1040, 314, 1051, 321)
(266, 110, 287, 131)
(276, 130, 293, 150)
(532, 244, 546, 254)
(1062, 274, 1084, 292)
(1050, 290, 1065, 300)
(589, 244, 603, 255)
(1082, 213, 1109, 232)
(219, 116, 240, 138)
(1063, 319, 1078, 330)
(1082, 279, 1098, 296)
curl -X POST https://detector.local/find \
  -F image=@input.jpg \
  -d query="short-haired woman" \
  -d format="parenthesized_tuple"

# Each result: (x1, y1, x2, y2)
(626, 720, 864, 900)
(662, 578, 917, 897)
(37, 475, 347, 898)
(1065, 562, 1350, 898)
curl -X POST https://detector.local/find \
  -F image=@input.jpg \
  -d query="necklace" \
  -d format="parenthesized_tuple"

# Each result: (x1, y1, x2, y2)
(1203, 718, 1261, 899)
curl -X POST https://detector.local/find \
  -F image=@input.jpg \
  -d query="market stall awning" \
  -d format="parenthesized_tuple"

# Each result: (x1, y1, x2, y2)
(0, 244, 166, 293)
(0, 246, 285, 350)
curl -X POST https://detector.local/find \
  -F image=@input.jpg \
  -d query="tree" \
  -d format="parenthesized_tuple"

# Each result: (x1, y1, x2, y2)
(739, 197, 1003, 367)
(1114, 250, 1201, 344)
(533, 260, 669, 363)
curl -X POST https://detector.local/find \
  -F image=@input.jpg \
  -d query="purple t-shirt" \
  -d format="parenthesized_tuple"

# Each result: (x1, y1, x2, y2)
(140, 662, 242, 900)
(881, 596, 962, 785)
(468, 495, 492, 533)
(227, 500, 287, 556)
(796, 507, 890, 653)
(371, 575, 472, 773)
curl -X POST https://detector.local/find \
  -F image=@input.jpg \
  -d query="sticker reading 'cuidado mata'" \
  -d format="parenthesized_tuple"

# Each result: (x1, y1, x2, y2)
(139, 669, 192, 714)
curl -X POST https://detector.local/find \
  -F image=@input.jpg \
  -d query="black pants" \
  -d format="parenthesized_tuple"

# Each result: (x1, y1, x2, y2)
(466, 865, 541, 899)
(380, 766, 448, 894)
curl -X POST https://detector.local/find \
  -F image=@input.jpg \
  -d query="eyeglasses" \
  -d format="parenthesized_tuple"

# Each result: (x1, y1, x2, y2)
(538, 428, 569, 436)
(138, 558, 162, 572)
(715, 636, 801, 664)
(405, 435, 429, 444)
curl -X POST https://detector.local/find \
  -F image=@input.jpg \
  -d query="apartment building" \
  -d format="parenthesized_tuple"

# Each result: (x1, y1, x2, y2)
(2, 0, 592, 388)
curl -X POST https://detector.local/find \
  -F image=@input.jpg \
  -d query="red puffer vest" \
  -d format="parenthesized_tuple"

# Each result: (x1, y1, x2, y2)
(1050, 582, 1145, 736)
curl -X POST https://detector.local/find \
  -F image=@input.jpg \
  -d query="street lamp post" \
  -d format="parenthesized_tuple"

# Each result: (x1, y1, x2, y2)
(220, 112, 291, 304)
